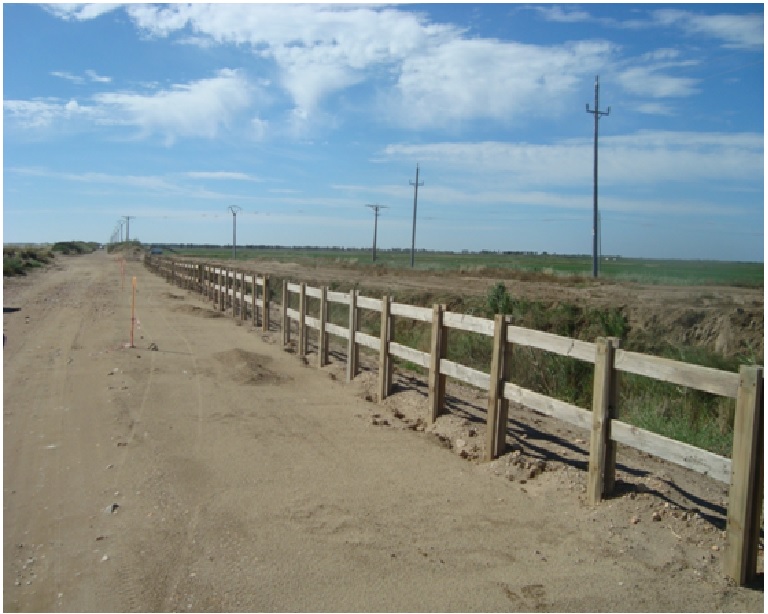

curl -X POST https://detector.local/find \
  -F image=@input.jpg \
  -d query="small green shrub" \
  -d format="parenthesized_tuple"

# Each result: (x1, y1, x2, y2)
(486, 282, 512, 316)
(3, 256, 25, 276)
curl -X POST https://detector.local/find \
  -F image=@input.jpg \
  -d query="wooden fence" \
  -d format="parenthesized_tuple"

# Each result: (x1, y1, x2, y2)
(145, 255, 763, 586)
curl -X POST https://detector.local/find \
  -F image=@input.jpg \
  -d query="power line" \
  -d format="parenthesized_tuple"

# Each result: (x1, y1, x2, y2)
(409, 163, 424, 268)
(586, 75, 610, 278)
(365, 204, 388, 262)
(123, 216, 135, 242)
(228, 205, 242, 260)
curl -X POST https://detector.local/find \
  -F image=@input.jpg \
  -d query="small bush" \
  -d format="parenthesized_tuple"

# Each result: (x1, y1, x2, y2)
(3, 256, 25, 276)
(486, 282, 512, 316)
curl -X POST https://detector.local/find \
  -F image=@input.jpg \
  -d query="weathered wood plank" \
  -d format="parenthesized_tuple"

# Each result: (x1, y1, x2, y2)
(319, 287, 328, 367)
(615, 349, 740, 398)
(282, 279, 289, 345)
(389, 342, 430, 369)
(298, 282, 307, 357)
(503, 382, 592, 431)
(287, 282, 301, 293)
(443, 312, 494, 336)
(506, 325, 596, 363)
(610, 420, 732, 484)
(588, 338, 617, 505)
(326, 290, 348, 303)
(357, 296, 382, 311)
(486, 315, 508, 460)
(390, 302, 433, 322)
(439, 359, 490, 389)
(356, 331, 380, 352)
(305, 286, 322, 299)
(379, 295, 391, 401)
(428, 305, 445, 423)
(305, 315, 320, 329)
(725, 365, 764, 585)
(325, 322, 349, 339)
(347, 290, 358, 382)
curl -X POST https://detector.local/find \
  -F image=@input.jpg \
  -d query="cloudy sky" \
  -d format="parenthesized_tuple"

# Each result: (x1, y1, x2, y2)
(3, 3, 764, 261)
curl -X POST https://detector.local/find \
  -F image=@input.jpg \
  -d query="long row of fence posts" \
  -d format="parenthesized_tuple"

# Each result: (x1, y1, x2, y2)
(144, 255, 763, 586)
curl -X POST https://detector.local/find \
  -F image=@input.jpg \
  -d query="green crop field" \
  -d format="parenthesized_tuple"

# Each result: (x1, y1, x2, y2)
(170, 246, 763, 287)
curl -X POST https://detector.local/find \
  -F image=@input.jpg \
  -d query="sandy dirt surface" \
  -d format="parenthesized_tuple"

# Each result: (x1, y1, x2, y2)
(3, 251, 763, 612)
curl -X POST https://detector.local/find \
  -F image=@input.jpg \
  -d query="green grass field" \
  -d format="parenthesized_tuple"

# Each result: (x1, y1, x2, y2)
(171, 246, 763, 287)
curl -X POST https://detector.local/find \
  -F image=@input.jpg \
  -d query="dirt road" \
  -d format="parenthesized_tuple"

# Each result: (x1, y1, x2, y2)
(3, 252, 762, 611)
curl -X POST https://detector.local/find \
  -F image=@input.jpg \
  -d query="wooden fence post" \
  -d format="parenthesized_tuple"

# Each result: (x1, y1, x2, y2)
(378, 295, 392, 402)
(587, 337, 620, 505)
(240, 269, 243, 322)
(215, 268, 220, 308)
(219, 268, 226, 313)
(725, 365, 764, 586)
(251, 271, 257, 327)
(282, 279, 289, 345)
(318, 286, 328, 367)
(346, 290, 358, 382)
(485, 314, 509, 460)
(231, 270, 237, 318)
(298, 282, 307, 358)
(263, 275, 270, 332)
(428, 304, 446, 422)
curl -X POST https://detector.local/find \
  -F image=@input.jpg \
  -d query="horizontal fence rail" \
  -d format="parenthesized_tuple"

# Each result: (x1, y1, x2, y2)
(144, 254, 763, 586)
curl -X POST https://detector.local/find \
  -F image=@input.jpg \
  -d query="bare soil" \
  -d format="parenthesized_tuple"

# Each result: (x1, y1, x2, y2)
(3, 251, 763, 612)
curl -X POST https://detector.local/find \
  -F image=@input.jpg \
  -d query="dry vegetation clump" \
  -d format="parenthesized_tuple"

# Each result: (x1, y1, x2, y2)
(3, 246, 55, 276)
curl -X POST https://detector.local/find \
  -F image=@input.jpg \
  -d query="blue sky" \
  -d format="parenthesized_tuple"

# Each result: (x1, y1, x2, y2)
(3, 3, 764, 261)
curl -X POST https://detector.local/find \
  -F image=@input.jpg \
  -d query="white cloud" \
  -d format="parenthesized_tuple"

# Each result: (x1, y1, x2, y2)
(85, 69, 111, 83)
(653, 9, 764, 50)
(380, 131, 763, 189)
(93, 69, 252, 144)
(617, 64, 699, 98)
(118, 4, 617, 126)
(51, 69, 111, 84)
(534, 6, 593, 23)
(391, 39, 615, 127)
(44, 4, 121, 21)
(51, 70, 84, 84)
(122, 4, 456, 120)
(633, 102, 674, 116)
(4, 98, 96, 129)
(184, 171, 261, 182)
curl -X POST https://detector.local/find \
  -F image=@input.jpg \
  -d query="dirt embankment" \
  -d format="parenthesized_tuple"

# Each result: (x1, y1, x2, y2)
(210, 257, 764, 361)
(3, 252, 763, 612)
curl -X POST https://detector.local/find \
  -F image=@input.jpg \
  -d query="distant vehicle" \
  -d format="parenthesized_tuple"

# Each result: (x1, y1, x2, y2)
(149, 246, 163, 255)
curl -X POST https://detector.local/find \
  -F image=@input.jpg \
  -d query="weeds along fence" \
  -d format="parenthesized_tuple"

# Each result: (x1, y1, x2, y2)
(145, 255, 763, 586)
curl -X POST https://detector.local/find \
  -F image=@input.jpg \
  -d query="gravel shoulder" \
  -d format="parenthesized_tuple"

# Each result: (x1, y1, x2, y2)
(3, 252, 763, 612)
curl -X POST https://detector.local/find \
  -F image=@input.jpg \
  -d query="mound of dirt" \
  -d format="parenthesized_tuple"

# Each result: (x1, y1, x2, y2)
(172, 304, 224, 318)
(212, 348, 288, 385)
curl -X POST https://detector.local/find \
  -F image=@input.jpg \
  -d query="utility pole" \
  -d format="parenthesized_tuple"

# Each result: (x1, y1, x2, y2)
(228, 205, 242, 260)
(365, 204, 388, 262)
(586, 75, 610, 278)
(409, 163, 424, 268)
(123, 216, 134, 242)
(118, 220, 124, 242)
